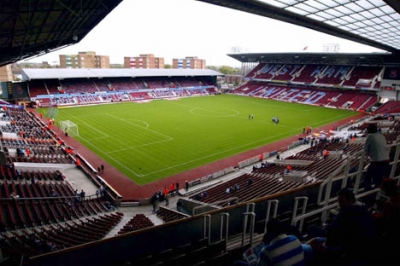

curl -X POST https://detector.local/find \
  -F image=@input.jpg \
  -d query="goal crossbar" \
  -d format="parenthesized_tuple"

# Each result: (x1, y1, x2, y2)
(59, 120, 79, 137)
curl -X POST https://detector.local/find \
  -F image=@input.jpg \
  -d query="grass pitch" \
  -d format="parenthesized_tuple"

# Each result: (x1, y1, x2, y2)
(40, 94, 356, 185)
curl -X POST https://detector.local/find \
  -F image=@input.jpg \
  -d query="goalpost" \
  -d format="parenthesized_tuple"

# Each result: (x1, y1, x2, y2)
(59, 120, 79, 137)
(46, 106, 59, 119)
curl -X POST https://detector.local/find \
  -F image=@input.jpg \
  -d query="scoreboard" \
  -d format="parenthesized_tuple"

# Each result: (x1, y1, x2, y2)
(381, 67, 400, 91)
(7, 82, 12, 97)
(0, 81, 29, 99)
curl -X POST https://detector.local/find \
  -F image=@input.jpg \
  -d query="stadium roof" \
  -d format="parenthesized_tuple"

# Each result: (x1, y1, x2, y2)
(0, 0, 123, 67)
(2, 0, 400, 69)
(198, 0, 400, 54)
(227, 52, 400, 65)
(21, 68, 223, 81)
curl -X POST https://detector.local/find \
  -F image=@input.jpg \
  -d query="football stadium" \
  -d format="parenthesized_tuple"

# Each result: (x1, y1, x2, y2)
(0, 1, 400, 265)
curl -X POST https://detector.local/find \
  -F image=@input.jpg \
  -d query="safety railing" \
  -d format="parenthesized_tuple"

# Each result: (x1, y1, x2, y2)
(291, 188, 382, 231)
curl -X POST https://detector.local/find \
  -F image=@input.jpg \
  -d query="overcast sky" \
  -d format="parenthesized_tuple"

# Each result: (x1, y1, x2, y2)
(25, 0, 385, 67)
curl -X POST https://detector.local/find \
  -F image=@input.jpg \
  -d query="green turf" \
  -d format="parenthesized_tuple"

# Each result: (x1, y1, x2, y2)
(38, 94, 356, 185)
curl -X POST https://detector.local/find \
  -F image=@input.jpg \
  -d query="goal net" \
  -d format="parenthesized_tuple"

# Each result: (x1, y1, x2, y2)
(46, 106, 59, 119)
(59, 120, 79, 137)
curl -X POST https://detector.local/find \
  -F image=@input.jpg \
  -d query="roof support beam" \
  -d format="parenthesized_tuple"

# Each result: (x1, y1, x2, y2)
(197, 0, 398, 53)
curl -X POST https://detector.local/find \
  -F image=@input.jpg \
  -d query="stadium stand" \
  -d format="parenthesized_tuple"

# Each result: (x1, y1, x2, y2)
(271, 64, 302, 82)
(22, 69, 221, 107)
(2, 0, 400, 265)
(314, 65, 351, 86)
(1, 57, 397, 265)
(342, 66, 383, 88)
(0, 105, 128, 262)
(376, 100, 400, 113)
(117, 213, 154, 235)
(0, 57, 398, 265)
(44, 80, 61, 95)
(28, 80, 49, 98)
(292, 64, 321, 84)
(60, 79, 99, 94)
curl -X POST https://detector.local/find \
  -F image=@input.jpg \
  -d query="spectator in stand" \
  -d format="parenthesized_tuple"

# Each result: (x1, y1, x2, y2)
(10, 191, 19, 199)
(55, 170, 63, 180)
(236, 219, 308, 266)
(176, 199, 182, 212)
(99, 185, 106, 198)
(50, 189, 58, 197)
(322, 149, 329, 159)
(79, 189, 85, 202)
(104, 201, 115, 211)
(259, 219, 308, 265)
(307, 188, 377, 264)
(49, 146, 55, 153)
(363, 124, 390, 190)
(65, 200, 73, 211)
(164, 188, 169, 206)
(150, 192, 159, 213)
(371, 179, 400, 229)
(285, 165, 292, 174)
(75, 158, 81, 168)
(31, 175, 38, 185)
(370, 184, 400, 262)
(170, 183, 175, 196)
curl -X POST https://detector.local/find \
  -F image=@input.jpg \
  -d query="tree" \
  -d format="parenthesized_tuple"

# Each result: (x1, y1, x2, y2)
(207, 65, 240, 74)
(164, 64, 172, 69)
(218, 66, 237, 75)
(110, 64, 124, 68)
(207, 65, 219, 71)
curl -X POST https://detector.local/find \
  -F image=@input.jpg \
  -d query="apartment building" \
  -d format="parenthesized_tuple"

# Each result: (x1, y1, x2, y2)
(59, 51, 110, 68)
(0, 64, 13, 81)
(124, 54, 164, 69)
(172, 56, 206, 69)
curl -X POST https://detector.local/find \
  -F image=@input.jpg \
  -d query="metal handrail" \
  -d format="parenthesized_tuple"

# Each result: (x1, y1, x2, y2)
(193, 197, 238, 216)
(243, 202, 255, 237)
(292, 188, 381, 228)
(203, 214, 211, 242)
(241, 212, 256, 247)
(317, 149, 365, 206)
(263, 199, 279, 235)
(389, 142, 400, 182)
(291, 196, 308, 232)
(318, 142, 400, 208)
(220, 213, 229, 251)
(0, 194, 98, 201)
